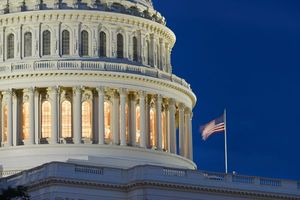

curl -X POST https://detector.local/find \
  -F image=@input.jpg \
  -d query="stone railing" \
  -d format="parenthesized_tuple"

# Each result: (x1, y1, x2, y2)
(0, 60, 191, 90)
(201, 171, 298, 189)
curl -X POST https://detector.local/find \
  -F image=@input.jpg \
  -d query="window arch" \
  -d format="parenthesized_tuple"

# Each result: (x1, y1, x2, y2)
(61, 100, 72, 138)
(24, 32, 32, 57)
(104, 101, 112, 143)
(2, 105, 8, 143)
(81, 30, 89, 56)
(7, 34, 14, 59)
(22, 102, 30, 140)
(133, 36, 138, 62)
(99, 31, 107, 57)
(62, 30, 70, 55)
(117, 33, 124, 59)
(42, 30, 51, 56)
(41, 101, 51, 138)
(82, 101, 92, 139)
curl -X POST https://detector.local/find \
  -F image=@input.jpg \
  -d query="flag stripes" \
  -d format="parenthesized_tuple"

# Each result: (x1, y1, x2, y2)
(201, 114, 225, 140)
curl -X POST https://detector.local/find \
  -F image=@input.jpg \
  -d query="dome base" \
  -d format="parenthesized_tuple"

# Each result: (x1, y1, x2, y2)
(0, 145, 196, 176)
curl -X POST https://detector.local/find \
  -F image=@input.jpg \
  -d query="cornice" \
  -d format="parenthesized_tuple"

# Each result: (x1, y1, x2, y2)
(26, 177, 300, 200)
(0, 71, 196, 107)
(0, 10, 176, 47)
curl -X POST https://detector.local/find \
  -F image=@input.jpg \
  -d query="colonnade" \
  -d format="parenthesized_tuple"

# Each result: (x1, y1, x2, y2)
(0, 87, 193, 160)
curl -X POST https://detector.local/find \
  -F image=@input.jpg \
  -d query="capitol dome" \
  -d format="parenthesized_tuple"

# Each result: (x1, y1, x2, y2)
(0, 0, 196, 176)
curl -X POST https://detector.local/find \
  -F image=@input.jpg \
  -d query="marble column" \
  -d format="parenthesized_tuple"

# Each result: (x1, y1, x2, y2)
(49, 87, 58, 144)
(188, 111, 193, 160)
(12, 91, 18, 146)
(112, 91, 119, 145)
(129, 93, 136, 146)
(73, 87, 82, 144)
(168, 99, 176, 154)
(120, 89, 127, 146)
(97, 87, 105, 145)
(184, 109, 190, 158)
(5, 90, 13, 146)
(34, 90, 40, 144)
(139, 91, 146, 148)
(179, 103, 185, 157)
(156, 95, 162, 150)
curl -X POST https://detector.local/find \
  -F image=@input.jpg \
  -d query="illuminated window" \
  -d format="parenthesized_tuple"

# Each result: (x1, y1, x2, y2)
(150, 107, 156, 147)
(117, 33, 124, 59)
(2, 105, 8, 142)
(7, 34, 14, 59)
(104, 101, 112, 143)
(41, 101, 51, 138)
(42, 30, 51, 56)
(22, 102, 30, 140)
(61, 100, 72, 138)
(99, 31, 106, 57)
(133, 36, 138, 62)
(24, 32, 32, 57)
(81, 30, 89, 56)
(62, 30, 70, 55)
(82, 101, 92, 139)
(162, 111, 167, 150)
(136, 105, 140, 144)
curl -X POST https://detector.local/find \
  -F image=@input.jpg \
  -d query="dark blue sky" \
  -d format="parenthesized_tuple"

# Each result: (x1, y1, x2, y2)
(154, 0, 300, 180)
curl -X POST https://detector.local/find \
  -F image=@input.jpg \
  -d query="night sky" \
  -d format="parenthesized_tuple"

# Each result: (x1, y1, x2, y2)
(153, 0, 300, 180)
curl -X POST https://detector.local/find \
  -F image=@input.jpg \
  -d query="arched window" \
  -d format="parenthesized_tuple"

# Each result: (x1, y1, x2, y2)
(7, 34, 14, 59)
(150, 107, 156, 147)
(104, 101, 112, 143)
(135, 105, 141, 144)
(81, 30, 89, 56)
(99, 31, 106, 57)
(22, 102, 30, 140)
(133, 36, 138, 62)
(61, 100, 72, 138)
(62, 30, 70, 56)
(24, 32, 32, 57)
(82, 101, 92, 139)
(117, 33, 124, 59)
(41, 101, 51, 138)
(2, 105, 8, 142)
(42, 30, 51, 56)
(146, 40, 150, 65)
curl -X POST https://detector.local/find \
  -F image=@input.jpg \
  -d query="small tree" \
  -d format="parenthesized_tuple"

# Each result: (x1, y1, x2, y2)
(0, 186, 30, 200)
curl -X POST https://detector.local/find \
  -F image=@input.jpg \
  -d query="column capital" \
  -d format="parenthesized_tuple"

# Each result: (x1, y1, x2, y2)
(47, 86, 59, 94)
(155, 94, 162, 102)
(2, 89, 13, 96)
(119, 88, 128, 96)
(23, 87, 35, 95)
(73, 86, 83, 95)
(178, 103, 185, 111)
(96, 86, 106, 95)
(138, 91, 146, 98)
(168, 98, 176, 106)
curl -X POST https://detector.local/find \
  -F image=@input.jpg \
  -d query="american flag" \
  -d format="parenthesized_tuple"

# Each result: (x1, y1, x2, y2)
(201, 114, 225, 141)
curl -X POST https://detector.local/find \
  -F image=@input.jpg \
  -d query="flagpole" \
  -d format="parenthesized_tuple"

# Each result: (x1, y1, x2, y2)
(224, 109, 228, 174)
